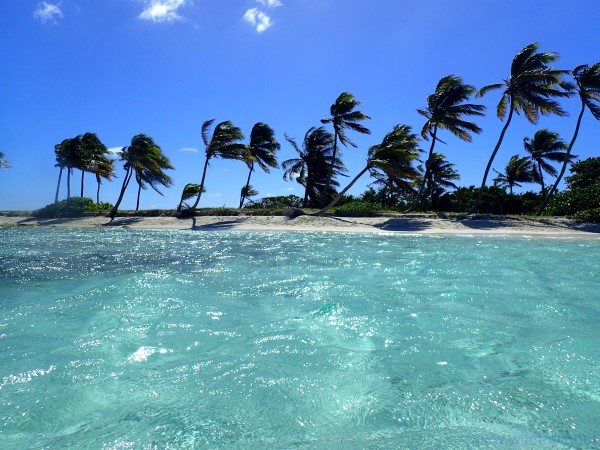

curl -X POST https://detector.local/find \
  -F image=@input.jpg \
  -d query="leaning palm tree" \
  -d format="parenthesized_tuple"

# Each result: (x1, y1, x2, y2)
(178, 183, 204, 211)
(523, 129, 571, 195)
(186, 119, 245, 212)
(405, 75, 485, 212)
(321, 92, 371, 194)
(93, 158, 115, 204)
(78, 132, 112, 198)
(110, 134, 173, 219)
(282, 127, 345, 208)
(493, 155, 535, 194)
(470, 42, 572, 213)
(537, 62, 600, 214)
(0, 152, 10, 169)
(316, 125, 421, 215)
(239, 122, 280, 208)
(54, 136, 82, 201)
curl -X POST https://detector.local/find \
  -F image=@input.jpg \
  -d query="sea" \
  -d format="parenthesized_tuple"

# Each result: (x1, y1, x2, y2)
(1, 227, 599, 449)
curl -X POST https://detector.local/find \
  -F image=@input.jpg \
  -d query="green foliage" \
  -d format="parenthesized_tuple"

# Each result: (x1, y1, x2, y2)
(545, 184, 600, 216)
(34, 197, 113, 218)
(447, 186, 542, 214)
(565, 157, 600, 189)
(573, 208, 600, 223)
(246, 195, 303, 209)
(332, 200, 383, 216)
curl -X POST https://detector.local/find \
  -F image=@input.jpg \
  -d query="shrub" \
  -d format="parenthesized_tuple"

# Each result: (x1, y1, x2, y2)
(573, 208, 600, 223)
(33, 197, 113, 218)
(332, 200, 382, 216)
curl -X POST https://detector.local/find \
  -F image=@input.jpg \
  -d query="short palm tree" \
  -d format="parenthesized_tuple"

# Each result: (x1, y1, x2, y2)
(470, 42, 571, 213)
(178, 183, 204, 211)
(523, 129, 571, 194)
(0, 152, 10, 169)
(493, 155, 535, 194)
(321, 92, 371, 193)
(282, 127, 345, 208)
(110, 134, 173, 219)
(79, 132, 112, 199)
(186, 119, 245, 212)
(405, 75, 485, 212)
(316, 125, 421, 215)
(239, 122, 280, 208)
(538, 62, 600, 214)
(422, 152, 460, 206)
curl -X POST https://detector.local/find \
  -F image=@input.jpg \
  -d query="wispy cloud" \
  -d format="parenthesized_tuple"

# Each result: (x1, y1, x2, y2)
(285, 187, 295, 191)
(257, 0, 282, 7)
(208, 193, 223, 197)
(139, 0, 188, 23)
(108, 147, 124, 155)
(180, 147, 198, 153)
(33, 2, 63, 23)
(243, 7, 272, 33)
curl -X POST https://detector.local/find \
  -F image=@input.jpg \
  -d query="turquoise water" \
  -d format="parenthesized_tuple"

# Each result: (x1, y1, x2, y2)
(1, 228, 600, 449)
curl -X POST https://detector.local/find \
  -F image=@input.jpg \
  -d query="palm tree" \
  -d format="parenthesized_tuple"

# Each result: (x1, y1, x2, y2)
(470, 42, 571, 213)
(405, 75, 485, 212)
(538, 62, 600, 214)
(239, 122, 280, 208)
(0, 152, 10, 169)
(493, 155, 535, 194)
(110, 134, 173, 219)
(186, 120, 245, 212)
(54, 136, 82, 201)
(282, 127, 345, 208)
(422, 152, 460, 206)
(178, 184, 204, 211)
(321, 92, 371, 194)
(523, 129, 571, 194)
(79, 132, 112, 199)
(316, 125, 421, 215)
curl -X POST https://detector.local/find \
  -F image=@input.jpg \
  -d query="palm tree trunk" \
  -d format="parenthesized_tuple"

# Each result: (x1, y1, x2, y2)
(239, 162, 254, 208)
(315, 166, 370, 215)
(80, 170, 85, 198)
(537, 101, 586, 215)
(469, 105, 514, 214)
(136, 181, 142, 211)
(96, 174, 101, 204)
(324, 128, 339, 201)
(404, 127, 437, 213)
(67, 168, 72, 200)
(538, 161, 545, 194)
(54, 168, 63, 203)
(191, 156, 210, 210)
(110, 167, 133, 220)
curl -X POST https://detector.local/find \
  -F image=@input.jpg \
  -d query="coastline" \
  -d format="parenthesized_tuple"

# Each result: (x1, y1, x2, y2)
(1, 213, 600, 237)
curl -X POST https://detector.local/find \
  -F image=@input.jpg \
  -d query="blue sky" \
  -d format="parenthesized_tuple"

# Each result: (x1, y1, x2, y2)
(1, 1, 599, 210)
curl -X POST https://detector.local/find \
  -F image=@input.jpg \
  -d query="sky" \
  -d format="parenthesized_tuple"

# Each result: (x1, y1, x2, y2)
(1, 0, 599, 211)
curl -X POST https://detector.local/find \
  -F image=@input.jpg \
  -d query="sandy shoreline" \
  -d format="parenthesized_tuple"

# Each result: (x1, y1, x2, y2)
(1, 213, 600, 237)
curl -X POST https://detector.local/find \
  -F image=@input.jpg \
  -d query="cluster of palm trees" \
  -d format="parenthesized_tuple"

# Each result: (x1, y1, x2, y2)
(49, 42, 599, 217)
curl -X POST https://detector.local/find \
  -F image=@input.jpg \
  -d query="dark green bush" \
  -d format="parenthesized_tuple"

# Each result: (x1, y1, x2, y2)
(573, 208, 600, 223)
(33, 197, 113, 218)
(332, 200, 382, 216)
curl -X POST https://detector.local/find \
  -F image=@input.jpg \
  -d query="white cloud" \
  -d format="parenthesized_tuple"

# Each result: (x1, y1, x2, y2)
(33, 2, 63, 23)
(257, 0, 282, 7)
(243, 7, 272, 33)
(139, 0, 188, 23)
(108, 147, 124, 155)
(180, 147, 198, 153)
(208, 193, 223, 197)
(285, 187, 295, 191)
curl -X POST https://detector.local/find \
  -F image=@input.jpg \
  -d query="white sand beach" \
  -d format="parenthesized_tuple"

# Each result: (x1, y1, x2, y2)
(2, 213, 599, 237)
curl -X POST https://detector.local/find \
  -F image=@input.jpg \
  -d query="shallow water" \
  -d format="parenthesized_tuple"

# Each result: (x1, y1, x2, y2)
(1, 228, 599, 449)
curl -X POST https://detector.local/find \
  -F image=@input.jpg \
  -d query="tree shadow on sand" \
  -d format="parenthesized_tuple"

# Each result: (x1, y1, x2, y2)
(374, 218, 432, 232)
(103, 217, 143, 227)
(190, 217, 246, 231)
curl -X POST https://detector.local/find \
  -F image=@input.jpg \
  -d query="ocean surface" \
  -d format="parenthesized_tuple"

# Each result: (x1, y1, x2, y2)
(1, 227, 599, 449)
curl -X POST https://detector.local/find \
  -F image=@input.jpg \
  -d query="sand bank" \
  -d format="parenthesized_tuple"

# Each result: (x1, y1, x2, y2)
(1, 213, 599, 237)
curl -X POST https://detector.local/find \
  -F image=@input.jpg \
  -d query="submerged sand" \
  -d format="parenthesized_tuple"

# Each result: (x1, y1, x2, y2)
(1, 213, 599, 237)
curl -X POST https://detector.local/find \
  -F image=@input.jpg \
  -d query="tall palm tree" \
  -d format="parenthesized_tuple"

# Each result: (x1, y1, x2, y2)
(110, 134, 173, 219)
(93, 158, 115, 204)
(282, 127, 345, 208)
(79, 132, 112, 199)
(0, 152, 10, 169)
(405, 75, 485, 212)
(239, 122, 280, 208)
(523, 129, 571, 194)
(538, 62, 600, 214)
(54, 136, 82, 201)
(321, 92, 371, 194)
(470, 42, 571, 213)
(186, 119, 245, 212)
(493, 155, 535, 194)
(316, 125, 421, 215)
